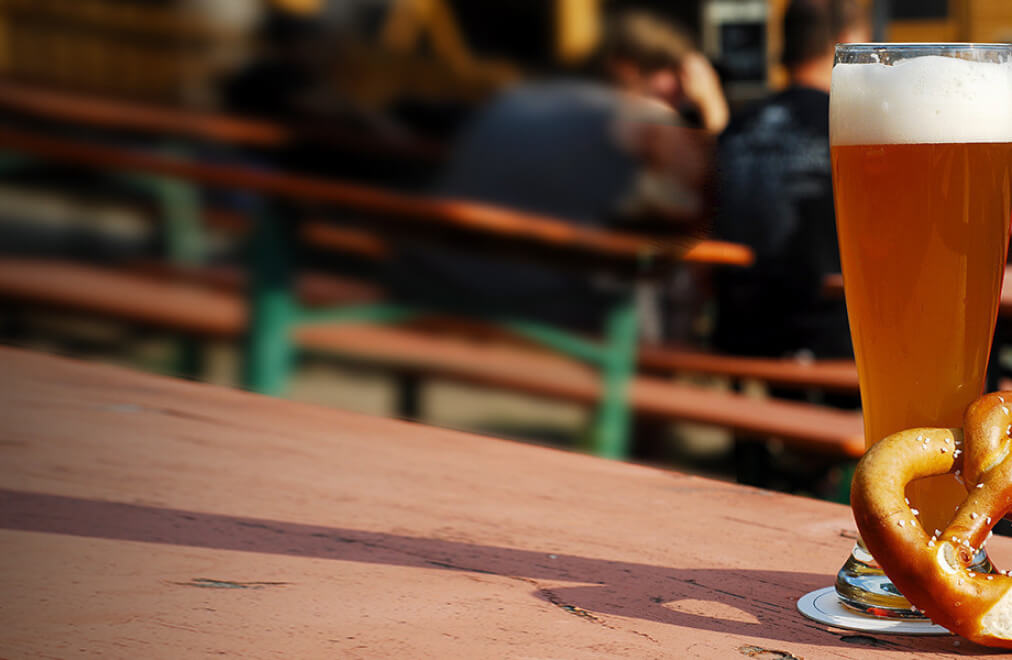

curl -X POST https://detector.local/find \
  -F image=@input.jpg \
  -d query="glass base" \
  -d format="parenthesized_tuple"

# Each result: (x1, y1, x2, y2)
(835, 541, 992, 618)
(798, 587, 950, 634)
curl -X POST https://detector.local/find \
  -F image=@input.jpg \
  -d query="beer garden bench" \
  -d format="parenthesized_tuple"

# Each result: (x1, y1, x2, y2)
(0, 86, 865, 464)
(0, 258, 864, 462)
(0, 79, 861, 394)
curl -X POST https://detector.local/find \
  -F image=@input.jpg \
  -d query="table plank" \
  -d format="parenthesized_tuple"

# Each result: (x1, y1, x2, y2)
(0, 348, 1001, 657)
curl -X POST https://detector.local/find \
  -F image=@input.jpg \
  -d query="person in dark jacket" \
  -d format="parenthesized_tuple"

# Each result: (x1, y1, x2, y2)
(713, 0, 869, 358)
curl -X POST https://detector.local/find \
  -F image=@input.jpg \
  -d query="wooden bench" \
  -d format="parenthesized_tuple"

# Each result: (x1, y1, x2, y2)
(0, 124, 860, 461)
(220, 210, 857, 393)
(279, 217, 860, 393)
(124, 251, 860, 396)
(0, 258, 864, 458)
(0, 78, 447, 164)
(637, 346, 859, 392)
(295, 324, 865, 457)
(0, 126, 706, 270)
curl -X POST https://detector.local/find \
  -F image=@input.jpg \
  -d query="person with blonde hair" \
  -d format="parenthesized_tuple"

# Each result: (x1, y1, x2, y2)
(599, 10, 728, 134)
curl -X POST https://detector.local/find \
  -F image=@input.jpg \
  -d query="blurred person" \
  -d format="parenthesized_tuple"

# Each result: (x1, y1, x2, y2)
(221, 2, 390, 123)
(600, 11, 728, 134)
(221, 4, 337, 120)
(389, 10, 727, 332)
(712, 0, 870, 358)
(221, 1, 448, 190)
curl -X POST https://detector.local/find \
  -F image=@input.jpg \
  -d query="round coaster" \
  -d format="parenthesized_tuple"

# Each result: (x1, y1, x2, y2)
(797, 587, 950, 635)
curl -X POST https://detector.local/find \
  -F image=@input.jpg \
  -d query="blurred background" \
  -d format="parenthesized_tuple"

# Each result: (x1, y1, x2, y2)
(1, 0, 1010, 502)
(2, 1, 1008, 116)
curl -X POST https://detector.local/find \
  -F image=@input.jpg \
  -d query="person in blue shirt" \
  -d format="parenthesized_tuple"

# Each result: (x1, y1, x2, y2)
(389, 10, 728, 331)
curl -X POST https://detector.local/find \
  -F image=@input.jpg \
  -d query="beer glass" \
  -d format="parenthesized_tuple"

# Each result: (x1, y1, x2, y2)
(832, 44, 1012, 616)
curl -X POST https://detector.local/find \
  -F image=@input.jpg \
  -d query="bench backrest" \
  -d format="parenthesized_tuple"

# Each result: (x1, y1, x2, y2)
(0, 126, 749, 274)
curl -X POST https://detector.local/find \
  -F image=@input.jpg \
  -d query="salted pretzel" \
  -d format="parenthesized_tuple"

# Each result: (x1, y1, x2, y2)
(851, 392, 1012, 647)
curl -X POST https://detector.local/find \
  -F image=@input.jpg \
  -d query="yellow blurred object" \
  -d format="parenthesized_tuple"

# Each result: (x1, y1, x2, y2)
(380, 0, 505, 78)
(967, 0, 1012, 43)
(874, 0, 1012, 46)
(333, 0, 518, 109)
(764, 0, 1011, 91)
(555, 0, 603, 65)
(0, 0, 254, 106)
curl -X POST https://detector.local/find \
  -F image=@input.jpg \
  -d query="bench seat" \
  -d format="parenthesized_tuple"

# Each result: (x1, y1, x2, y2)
(0, 258, 864, 457)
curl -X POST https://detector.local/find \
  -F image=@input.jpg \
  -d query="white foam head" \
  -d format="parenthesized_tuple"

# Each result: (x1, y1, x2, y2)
(831, 54, 1012, 146)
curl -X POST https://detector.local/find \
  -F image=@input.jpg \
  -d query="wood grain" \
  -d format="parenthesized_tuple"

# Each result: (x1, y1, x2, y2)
(0, 348, 994, 657)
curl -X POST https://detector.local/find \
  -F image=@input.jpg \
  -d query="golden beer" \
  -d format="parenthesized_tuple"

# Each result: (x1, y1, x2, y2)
(828, 45, 1012, 616)
(833, 141, 1012, 533)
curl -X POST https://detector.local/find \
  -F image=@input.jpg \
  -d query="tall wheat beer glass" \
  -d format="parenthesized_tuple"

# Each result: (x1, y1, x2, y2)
(832, 44, 1012, 616)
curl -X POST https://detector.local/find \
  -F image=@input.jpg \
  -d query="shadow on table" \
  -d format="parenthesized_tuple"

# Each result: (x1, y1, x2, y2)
(0, 488, 998, 654)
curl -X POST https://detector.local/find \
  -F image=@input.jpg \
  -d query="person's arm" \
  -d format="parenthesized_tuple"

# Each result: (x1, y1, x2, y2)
(612, 104, 715, 235)
(678, 53, 730, 134)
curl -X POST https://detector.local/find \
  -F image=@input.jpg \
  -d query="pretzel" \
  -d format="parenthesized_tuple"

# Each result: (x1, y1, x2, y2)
(850, 392, 1012, 647)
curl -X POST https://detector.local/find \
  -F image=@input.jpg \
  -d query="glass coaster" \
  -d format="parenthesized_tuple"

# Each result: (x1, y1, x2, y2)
(797, 587, 950, 635)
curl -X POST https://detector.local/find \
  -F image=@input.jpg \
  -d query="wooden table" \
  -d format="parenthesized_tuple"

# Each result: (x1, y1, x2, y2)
(0, 348, 996, 657)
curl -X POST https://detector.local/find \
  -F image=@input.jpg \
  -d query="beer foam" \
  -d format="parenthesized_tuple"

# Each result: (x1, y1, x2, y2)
(831, 55, 1012, 145)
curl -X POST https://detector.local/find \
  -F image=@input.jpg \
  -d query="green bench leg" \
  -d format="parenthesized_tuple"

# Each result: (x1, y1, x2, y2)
(592, 295, 638, 459)
(242, 206, 295, 395)
(148, 176, 207, 379)
(832, 460, 857, 505)
(150, 176, 205, 266)
(396, 372, 422, 420)
(173, 337, 204, 380)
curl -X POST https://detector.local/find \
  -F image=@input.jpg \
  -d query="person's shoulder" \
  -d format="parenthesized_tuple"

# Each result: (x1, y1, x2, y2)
(722, 87, 827, 142)
(496, 79, 618, 107)
(721, 93, 782, 140)
(470, 80, 623, 130)
(775, 86, 829, 119)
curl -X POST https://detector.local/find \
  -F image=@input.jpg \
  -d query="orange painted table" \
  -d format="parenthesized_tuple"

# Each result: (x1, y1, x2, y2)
(0, 348, 1002, 658)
